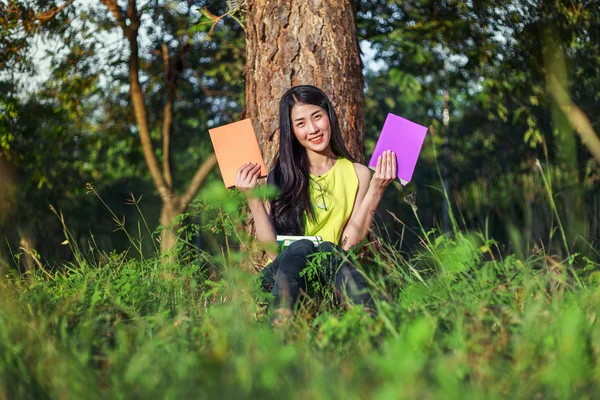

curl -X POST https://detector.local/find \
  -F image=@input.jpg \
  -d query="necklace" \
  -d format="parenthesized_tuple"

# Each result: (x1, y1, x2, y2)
(310, 176, 329, 211)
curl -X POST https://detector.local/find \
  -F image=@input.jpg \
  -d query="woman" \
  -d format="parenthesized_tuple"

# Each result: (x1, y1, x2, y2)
(236, 85, 396, 320)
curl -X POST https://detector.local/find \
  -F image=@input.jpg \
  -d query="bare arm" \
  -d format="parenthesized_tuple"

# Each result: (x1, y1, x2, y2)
(341, 151, 397, 251)
(236, 163, 278, 259)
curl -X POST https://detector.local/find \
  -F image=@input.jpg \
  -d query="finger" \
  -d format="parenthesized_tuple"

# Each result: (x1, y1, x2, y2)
(385, 150, 394, 180)
(236, 163, 249, 182)
(249, 163, 261, 178)
(385, 150, 393, 180)
(390, 151, 397, 180)
(249, 168, 259, 186)
(237, 162, 249, 176)
(239, 167, 249, 182)
(376, 154, 382, 177)
(241, 162, 256, 181)
(382, 150, 390, 179)
(241, 163, 259, 185)
(243, 164, 260, 190)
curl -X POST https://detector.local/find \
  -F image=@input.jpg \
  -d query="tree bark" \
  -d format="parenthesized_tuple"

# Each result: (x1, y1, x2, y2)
(161, 42, 174, 190)
(159, 196, 182, 254)
(245, 0, 366, 167)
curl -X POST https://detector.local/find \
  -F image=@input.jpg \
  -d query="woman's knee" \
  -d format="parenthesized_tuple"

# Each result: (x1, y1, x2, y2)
(335, 265, 372, 306)
(317, 241, 341, 254)
(286, 239, 316, 255)
(336, 265, 360, 283)
(259, 262, 278, 291)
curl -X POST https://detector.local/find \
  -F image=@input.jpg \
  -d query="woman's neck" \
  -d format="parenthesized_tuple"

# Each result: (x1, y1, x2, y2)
(306, 150, 337, 176)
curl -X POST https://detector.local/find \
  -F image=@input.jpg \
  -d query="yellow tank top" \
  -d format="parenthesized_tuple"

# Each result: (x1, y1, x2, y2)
(304, 158, 359, 245)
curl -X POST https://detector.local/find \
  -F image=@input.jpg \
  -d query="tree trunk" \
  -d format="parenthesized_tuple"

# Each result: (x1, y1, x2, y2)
(245, 0, 366, 167)
(158, 154, 218, 254)
(19, 228, 37, 277)
(159, 196, 183, 254)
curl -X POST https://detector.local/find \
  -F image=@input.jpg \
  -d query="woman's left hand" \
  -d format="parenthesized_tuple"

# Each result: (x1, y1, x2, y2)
(370, 150, 397, 194)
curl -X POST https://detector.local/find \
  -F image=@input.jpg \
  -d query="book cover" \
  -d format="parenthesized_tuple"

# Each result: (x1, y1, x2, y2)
(276, 235, 323, 248)
(208, 118, 267, 188)
(367, 113, 428, 186)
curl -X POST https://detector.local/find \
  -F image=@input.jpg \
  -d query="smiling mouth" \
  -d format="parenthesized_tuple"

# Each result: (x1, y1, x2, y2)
(309, 135, 324, 144)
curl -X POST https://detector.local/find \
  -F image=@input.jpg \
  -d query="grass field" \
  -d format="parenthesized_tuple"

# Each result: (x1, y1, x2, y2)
(1, 191, 599, 400)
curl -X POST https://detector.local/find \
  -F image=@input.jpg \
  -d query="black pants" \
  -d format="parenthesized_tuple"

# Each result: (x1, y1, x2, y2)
(260, 239, 373, 310)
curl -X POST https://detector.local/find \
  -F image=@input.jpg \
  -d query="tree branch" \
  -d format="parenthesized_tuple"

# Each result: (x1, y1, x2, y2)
(179, 154, 218, 208)
(547, 73, 600, 165)
(127, 0, 139, 30)
(100, 0, 170, 200)
(162, 43, 174, 189)
(36, 0, 76, 24)
(99, 0, 127, 31)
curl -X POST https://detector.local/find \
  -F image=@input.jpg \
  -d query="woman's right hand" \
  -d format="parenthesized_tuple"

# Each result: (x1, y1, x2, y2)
(235, 162, 262, 197)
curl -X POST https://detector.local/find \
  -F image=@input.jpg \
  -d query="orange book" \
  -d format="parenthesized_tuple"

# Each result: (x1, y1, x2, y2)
(208, 118, 267, 188)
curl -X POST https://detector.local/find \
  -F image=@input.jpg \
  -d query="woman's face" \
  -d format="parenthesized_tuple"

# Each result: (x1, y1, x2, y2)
(290, 102, 332, 154)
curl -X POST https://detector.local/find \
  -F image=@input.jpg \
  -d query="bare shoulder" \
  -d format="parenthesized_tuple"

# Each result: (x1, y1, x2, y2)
(353, 162, 372, 183)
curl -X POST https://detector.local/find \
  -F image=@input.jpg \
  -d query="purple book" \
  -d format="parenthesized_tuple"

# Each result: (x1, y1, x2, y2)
(368, 113, 428, 186)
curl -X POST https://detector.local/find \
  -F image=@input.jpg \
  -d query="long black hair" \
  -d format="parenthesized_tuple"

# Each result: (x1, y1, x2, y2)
(268, 85, 354, 235)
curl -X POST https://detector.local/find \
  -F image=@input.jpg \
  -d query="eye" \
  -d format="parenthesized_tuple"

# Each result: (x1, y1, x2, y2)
(314, 114, 321, 120)
(296, 122, 304, 127)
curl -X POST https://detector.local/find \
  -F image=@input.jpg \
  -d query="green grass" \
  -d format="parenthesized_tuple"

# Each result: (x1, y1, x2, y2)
(1, 176, 599, 399)
(1, 219, 600, 399)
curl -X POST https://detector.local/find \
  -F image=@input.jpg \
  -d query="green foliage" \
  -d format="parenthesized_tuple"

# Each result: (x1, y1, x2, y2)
(2, 0, 598, 265)
(0, 0, 249, 263)
(2, 212, 600, 398)
(1, 6, 599, 397)
(359, 0, 600, 255)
